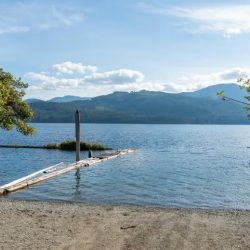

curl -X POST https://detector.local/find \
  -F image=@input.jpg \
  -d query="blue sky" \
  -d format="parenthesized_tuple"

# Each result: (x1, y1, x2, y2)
(1, 0, 250, 99)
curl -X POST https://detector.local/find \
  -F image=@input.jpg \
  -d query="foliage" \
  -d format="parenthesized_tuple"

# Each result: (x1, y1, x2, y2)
(216, 90, 224, 97)
(45, 140, 111, 151)
(0, 68, 34, 135)
(217, 79, 250, 117)
(29, 88, 250, 124)
(238, 78, 250, 118)
(44, 143, 58, 149)
(238, 78, 250, 100)
(216, 90, 227, 101)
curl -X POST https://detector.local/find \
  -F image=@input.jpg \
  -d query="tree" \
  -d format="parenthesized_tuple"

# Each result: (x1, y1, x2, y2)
(0, 68, 35, 135)
(217, 79, 250, 118)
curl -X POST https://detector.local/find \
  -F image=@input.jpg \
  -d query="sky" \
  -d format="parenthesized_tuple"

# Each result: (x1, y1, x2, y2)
(1, 0, 250, 99)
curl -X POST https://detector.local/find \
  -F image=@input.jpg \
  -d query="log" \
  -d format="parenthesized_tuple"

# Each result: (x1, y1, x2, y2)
(0, 162, 65, 195)
(0, 149, 134, 194)
(0, 162, 64, 189)
(0, 145, 45, 149)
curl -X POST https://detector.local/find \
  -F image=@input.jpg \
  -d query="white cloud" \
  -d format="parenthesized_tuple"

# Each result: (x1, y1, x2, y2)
(0, 26, 30, 35)
(53, 61, 97, 74)
(85, 69, 144, 85)
(138, 3, 250, 37)
(167, 67, 250, 92)
(25, 64, 145, 91)
(25, 62, 250, 95)
(25, 72, 82, 90)
(111, 82, 166, 92)
(0, 2, 85, 35)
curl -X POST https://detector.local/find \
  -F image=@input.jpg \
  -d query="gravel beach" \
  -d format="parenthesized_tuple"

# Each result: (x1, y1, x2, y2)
(0, 199, 250, 250)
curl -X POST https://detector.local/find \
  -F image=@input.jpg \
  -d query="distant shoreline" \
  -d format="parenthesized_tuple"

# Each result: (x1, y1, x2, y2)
(1, 199, 250, 249)
(28, 84, 250, 125)
(28, 122, 250, 125)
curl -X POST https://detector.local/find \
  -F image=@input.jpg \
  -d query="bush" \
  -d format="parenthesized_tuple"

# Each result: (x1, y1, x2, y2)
(44, 140, 111, 151)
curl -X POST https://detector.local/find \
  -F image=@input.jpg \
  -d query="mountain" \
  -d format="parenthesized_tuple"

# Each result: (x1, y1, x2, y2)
(48, 95, 91, 103)
(29, 83, 250, 124)
(25, 98, 43, 103)
(183, 83, 247, 101)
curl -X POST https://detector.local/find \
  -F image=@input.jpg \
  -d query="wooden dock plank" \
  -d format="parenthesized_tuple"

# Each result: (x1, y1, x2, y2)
(0, 149, 134, 195)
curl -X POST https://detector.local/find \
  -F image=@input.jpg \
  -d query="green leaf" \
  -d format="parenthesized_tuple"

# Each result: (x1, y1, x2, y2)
(216, 90, 224, 96)
(0, 68, 34, 135)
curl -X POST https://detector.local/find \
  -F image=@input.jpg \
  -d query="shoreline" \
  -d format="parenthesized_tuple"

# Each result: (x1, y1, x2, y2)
(3, 197, 250, 213)
(1, 199, 250, 249)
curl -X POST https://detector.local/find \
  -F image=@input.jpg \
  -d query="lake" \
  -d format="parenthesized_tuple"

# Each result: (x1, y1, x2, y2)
(1, 123, 250, 209)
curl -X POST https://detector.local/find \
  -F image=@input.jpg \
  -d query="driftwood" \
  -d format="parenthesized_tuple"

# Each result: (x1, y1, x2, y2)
(0, 143, 111, 151)
(0, 162, 65, 190)
(0, 149, 134, 195)
(0, 145, 46, 149)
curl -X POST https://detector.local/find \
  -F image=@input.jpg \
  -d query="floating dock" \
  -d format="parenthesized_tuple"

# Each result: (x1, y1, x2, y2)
(0, 149, 134, 195)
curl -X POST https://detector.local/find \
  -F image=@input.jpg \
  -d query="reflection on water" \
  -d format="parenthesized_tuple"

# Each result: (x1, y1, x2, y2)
(1, 123, 250, 209)
(75, 169, 81, 189)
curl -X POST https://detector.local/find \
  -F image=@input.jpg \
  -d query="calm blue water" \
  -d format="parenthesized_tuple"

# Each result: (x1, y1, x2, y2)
(1, 123, 250, 209)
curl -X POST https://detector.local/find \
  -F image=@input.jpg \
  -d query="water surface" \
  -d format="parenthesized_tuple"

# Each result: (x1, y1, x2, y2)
(1, 123, 250, 209)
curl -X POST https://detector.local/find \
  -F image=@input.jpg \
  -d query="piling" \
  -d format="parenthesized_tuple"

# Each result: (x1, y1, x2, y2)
(75, 110, 80, 162)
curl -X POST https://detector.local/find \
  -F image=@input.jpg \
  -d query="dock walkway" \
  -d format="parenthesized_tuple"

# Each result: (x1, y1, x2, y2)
(0, 149, 134, 195)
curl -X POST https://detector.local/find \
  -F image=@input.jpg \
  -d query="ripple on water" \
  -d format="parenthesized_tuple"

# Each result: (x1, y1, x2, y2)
(1, 124, 250, 209)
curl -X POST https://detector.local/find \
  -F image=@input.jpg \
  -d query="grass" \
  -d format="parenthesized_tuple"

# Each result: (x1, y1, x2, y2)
(45, 140, 111, 151)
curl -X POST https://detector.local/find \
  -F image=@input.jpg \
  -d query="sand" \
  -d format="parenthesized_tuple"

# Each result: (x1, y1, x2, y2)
(0, 199, 250, 250)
